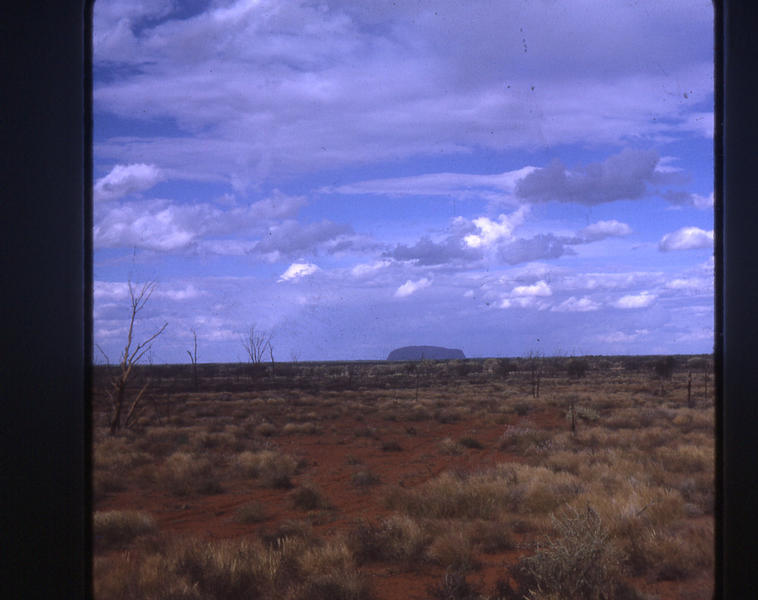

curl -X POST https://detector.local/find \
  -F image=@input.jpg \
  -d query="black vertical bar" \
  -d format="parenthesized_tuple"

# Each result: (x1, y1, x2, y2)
(719, 1, 758, 598)
(0, 2, 90, 597)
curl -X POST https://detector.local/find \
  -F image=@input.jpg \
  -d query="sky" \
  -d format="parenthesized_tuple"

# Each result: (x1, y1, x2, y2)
(92, 0, 714, 364)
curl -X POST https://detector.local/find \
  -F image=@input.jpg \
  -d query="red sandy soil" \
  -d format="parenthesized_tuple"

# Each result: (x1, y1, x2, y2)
(97, 405, 713, 600)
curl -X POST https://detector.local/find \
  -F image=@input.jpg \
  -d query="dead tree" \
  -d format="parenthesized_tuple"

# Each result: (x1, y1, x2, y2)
(108, 280, 168, 434)
(268, 339, 276, 379)
(242, 324, 272, 362)
(527, 351, 542, 398)
(186, 328, 199, 390)
(242, 324, 272, 378)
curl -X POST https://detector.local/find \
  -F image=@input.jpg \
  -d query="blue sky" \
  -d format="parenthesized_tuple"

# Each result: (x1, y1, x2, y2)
(93, 0, 714, 364)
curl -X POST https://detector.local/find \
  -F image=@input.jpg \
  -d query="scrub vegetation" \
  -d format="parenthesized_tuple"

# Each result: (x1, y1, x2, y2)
(92, 354, 714, 600)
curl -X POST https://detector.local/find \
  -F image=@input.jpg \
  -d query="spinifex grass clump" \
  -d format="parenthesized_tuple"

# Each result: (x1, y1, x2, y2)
(387, 465, 583, 520)
(91, 356, 715, 599)
(426, 528, 481, 571)
(427, 568, 483, 600)
(161, 451, 223, 496)
(290, 483, 332, 511)
(234, 450, 299, 489)
(93, 510, 156, 551)
(349, 515, 430, 565)
(439, 437, 464, 455)
(234, 501, 268, 524)
(94, 534, 370, 600)
(282, 421, 319, 435)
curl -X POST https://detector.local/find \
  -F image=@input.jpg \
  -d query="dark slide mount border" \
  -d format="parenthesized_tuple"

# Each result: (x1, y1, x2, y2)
(1, 2, 755, 598)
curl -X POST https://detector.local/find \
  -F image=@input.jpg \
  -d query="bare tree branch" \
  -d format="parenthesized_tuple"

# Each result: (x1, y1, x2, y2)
(187, 328, 198, 389)
(241, 324, 272, 364)
(95, 344, 111, 366)
(108, 279, 168, 434)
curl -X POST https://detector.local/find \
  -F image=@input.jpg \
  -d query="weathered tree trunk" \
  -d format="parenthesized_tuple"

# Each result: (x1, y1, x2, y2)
(109, 380, 126, 434)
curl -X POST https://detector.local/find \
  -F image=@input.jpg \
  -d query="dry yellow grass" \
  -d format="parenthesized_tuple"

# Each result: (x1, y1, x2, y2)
(92, 357, 714, 599)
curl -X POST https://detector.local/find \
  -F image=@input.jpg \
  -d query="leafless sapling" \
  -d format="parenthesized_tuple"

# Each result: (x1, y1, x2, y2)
(107, 280, 168, 434)
(187, 328, 198, 390)
(268, 338, 276, 378)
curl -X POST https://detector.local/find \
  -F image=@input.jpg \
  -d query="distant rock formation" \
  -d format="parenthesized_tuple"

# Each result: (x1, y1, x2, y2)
(386, 346, 465, 361)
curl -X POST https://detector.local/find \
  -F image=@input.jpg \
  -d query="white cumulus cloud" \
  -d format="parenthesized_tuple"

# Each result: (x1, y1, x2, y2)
(351, 260, 391, 277)
(500, 297, 550, 310)
(578, 220, 632, 242)
(394, 278, 431, 298)
(551, 296, 600, 312)
(658, 227, 713, 251)
(278, 263, 320, 282)
(614, 291, 656, 309)
(464, 206, 528, 248)
(512, 280, 552, 297)
(94, 163, 164, 202)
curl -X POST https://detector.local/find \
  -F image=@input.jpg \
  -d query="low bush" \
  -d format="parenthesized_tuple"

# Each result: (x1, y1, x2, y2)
(513, 402, 531, 416)
(498, 426, 552, 455)
(351, 469, 381, 488)
(354, 426, 379, 439)
(468, 519, 515, 554)
(282, 422, 319, 435)
(459, 437, 484, 450)
(234, 501, 268, 524)
(161, 452, 222, 496)
(381, 440, 403, 452)
(566, 358, 590, 379)
(427, 568, 482, 600)
(93, 510, 156, 551)
(290, 484, 331, 511)
(255, 422, 277, 437)
(386, 471, 508, 520)
(439, 437, 464, 455)
(235, 450, 298, 489)
(260, 520, 314, 546)
(508, 506, 626, 600)
(349, 514, 429, 565)
(295, 539, 370, 600)
(426, 529, 480, 571)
